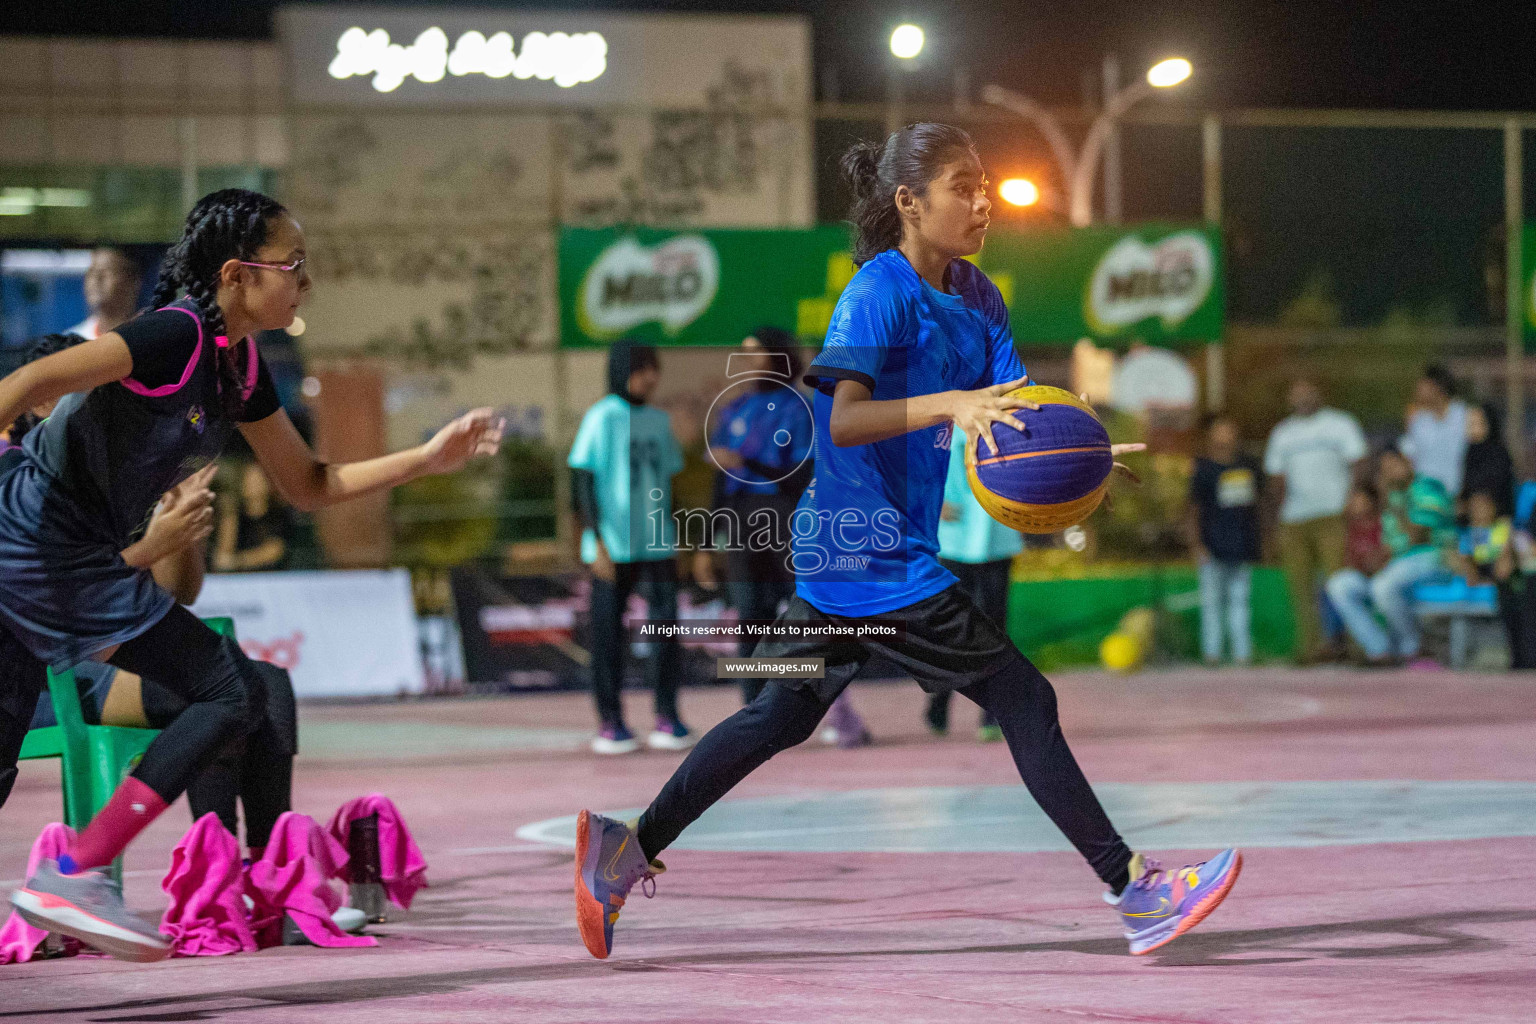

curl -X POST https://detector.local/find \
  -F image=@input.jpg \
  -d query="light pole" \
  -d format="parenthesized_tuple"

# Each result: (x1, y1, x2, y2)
(982, 57, 1192, 227)
(886, 23, 924, 135)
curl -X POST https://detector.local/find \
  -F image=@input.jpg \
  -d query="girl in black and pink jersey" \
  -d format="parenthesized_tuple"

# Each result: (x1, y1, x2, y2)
(0, 189, 503, 961)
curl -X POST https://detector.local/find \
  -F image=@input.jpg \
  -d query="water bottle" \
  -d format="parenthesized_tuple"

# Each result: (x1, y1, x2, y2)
(348, 812, 387, 923)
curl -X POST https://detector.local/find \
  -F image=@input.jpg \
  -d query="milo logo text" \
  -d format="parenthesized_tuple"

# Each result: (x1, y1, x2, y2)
(578, 234, 720, 338)
(1085, 232, 1215, 335)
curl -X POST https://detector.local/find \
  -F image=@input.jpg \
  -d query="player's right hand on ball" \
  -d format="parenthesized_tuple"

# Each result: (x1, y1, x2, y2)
(950, 376, 1039, 458)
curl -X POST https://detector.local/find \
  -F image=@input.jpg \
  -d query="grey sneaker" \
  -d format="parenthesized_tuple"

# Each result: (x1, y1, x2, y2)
(10, 861, 170, 962)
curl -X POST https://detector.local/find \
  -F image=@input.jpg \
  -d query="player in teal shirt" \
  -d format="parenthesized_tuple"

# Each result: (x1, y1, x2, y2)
(568, 339, 692, 755)
(926, 425, 1022, 740)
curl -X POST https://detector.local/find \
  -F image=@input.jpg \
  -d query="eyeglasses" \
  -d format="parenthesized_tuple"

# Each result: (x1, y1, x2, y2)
(238, 255, 307, 275)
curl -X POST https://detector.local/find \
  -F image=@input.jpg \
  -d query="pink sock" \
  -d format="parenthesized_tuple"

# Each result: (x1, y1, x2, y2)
(66, 777, 169, 873)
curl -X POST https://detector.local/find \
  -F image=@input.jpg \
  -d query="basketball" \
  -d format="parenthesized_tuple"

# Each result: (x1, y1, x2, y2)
(965, 385, 1113, 534)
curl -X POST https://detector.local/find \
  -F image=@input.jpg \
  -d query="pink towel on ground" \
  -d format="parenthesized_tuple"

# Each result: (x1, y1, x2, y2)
(159, 813, 257, 957)
(327, 794, 429, 911)
(246, 812, 375, 948)
(0, 823, 81, 964)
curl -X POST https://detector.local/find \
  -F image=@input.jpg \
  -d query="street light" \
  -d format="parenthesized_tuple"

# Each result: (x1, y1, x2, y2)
(983, 56, 1193, 227)
(890, 24, 925, 60)
(999, 178, 1040, 207)
(1146, 57, 1192, 88)
(885, 24, 925, 133)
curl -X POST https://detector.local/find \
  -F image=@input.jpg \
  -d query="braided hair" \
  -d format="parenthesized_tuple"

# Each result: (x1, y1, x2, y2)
(148, 188, 287, 419)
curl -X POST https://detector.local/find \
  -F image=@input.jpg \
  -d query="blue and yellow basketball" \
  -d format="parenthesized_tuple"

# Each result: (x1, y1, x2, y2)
(965, 385, 1113, 534)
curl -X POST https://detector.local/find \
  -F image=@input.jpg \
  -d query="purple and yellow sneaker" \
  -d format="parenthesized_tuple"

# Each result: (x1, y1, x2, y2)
(1105, 849, 1242, 955)
(574, 811, 662, 959)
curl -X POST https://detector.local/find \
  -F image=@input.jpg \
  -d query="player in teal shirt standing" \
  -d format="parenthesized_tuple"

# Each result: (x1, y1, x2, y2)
(926, 424, 1021, 742)
(568, 339, 694, 755)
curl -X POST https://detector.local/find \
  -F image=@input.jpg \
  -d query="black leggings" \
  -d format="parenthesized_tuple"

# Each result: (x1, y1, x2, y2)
(0, 625, 45, 812)
(142, 660, 296, 850)
(588, 559, 680, 726)
(636, 656, 1133, 885)
(107, 605, 268, 805)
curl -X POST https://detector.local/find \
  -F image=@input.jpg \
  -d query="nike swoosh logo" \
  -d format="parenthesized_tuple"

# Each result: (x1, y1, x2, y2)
(602, 835, 629, 882)
(1122, 897, 1173, 918)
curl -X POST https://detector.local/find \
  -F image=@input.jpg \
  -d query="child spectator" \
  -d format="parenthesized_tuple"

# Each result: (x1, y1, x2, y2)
(1187, 415, 1264, 666)
(1455, 490, 1536, 668)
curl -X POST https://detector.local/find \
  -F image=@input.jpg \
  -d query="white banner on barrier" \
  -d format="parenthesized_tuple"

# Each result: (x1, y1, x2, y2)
(190, 570, 426, 698)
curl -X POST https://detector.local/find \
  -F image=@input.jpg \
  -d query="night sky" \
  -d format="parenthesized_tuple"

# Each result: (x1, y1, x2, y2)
(7, 1, 1536, 326)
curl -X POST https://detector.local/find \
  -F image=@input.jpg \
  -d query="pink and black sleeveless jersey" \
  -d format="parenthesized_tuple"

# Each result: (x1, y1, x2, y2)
(19, 300, 280, 546)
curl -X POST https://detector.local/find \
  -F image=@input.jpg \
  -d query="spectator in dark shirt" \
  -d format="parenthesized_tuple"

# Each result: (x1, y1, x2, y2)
(213, 462, 291, 572)
(1188, 415, 1264, 665)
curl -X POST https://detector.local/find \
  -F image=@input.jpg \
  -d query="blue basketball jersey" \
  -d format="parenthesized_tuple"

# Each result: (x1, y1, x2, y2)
(795, 250, 1025, 616)
(708, 387, 814, 498)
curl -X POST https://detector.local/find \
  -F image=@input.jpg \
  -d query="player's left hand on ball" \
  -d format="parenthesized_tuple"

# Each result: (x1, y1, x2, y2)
(423, 408, 505, 473)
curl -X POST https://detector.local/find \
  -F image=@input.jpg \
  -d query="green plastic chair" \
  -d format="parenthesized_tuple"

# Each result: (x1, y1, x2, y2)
(18, 617, 236, 880)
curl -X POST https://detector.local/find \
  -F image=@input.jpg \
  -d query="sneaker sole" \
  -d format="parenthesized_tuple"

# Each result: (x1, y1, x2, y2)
(10, 889, 170, 963)
(590, 740, 641, 755)
(1130, 850, 1244, 956)
(646, 734, 697, 751)
(573, 810, 611, 960)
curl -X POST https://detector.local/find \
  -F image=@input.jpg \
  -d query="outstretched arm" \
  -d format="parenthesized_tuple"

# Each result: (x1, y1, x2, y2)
(238, 407, 504, 513)
(0, 335, 132, 428)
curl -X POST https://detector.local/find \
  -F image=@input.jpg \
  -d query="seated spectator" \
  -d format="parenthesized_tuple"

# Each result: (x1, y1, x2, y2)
(1325, 449, 1455, 665)
(28, 471, 299, 858)
(214, 462, 291, 573)
(1454, 490, 1536, 669)
(1322, 483, 1387, 659)
(1344, 484, 1386, 575)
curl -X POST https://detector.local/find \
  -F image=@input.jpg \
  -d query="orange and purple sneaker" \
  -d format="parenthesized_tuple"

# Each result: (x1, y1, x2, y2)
(1104, 849, 1242, 955)
(574, 810, 662, 959)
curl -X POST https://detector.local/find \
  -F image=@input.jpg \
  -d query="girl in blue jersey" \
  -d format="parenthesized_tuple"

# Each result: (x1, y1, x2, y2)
(575, 125, 1241, 959)
(0, 189, 502, 961)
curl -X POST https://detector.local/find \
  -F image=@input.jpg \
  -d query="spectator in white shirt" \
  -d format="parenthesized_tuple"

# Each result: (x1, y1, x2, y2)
(1399, 363, 1468, 496)
(67, 247, 141, 340)
(1264, 379, 1367, 663)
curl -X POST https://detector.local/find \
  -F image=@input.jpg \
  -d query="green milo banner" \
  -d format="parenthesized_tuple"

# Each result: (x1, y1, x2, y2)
(558, 224, 1223, 348)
